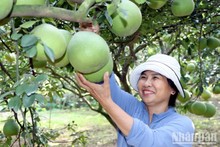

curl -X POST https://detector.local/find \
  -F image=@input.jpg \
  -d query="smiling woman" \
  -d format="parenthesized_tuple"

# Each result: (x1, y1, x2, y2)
(76, 53, 195, 147)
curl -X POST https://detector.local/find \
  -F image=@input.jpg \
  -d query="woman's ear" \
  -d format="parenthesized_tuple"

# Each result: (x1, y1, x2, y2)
(171, 91, 176, 95)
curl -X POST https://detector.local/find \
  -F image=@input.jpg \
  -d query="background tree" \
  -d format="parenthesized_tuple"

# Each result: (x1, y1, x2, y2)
(0, 0, 219, 146)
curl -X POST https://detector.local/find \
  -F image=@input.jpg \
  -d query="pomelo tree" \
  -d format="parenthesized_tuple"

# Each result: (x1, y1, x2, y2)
(0, 0, 219, 146)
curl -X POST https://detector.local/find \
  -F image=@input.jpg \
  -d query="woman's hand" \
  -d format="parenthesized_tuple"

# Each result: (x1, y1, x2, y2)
(76, 72, 133, 136)
(75, 72, 112, 107)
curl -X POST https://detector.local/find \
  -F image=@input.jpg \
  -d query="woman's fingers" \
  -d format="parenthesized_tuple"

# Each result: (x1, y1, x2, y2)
(75, 72, 111, 96)
(75, 73, 91, 90)
(103, 72, 110, 90)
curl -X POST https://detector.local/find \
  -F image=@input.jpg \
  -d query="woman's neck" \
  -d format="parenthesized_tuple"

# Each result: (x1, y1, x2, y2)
(146, 104, 169, 123)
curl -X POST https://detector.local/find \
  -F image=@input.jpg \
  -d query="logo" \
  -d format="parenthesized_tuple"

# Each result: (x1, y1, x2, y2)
(172, 132, 217, 145)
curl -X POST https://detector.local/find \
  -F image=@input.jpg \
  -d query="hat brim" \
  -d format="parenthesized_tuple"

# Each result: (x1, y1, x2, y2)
(130, 62, 185, 97)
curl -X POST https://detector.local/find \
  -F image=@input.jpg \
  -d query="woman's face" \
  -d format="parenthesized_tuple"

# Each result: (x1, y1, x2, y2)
(137, 70, 174, 107)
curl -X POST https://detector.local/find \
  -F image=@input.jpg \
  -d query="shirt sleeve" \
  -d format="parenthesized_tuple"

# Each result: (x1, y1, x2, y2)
(125, 117, 195, 147)
(109, 73, 142, 114)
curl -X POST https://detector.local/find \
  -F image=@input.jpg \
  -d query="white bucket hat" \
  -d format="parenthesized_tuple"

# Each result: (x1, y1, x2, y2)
(129, 54, 185, 97)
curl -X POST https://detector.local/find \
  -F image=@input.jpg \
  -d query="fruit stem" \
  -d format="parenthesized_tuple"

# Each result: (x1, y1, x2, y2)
(76, 0, 96, 18)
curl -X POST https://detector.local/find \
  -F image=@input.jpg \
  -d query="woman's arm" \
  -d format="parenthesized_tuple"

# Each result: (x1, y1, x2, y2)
(75, 72, 134, 136)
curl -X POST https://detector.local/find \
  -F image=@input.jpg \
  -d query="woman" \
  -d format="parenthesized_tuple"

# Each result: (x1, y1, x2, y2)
(76, 54, 195, 147)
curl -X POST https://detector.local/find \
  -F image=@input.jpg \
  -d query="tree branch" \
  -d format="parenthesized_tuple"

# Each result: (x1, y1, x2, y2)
(0, 61, 14, 82)
(10, 5, 92, 23)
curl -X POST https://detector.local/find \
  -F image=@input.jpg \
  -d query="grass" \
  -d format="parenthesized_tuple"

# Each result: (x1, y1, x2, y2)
(0, 108, 117, 147)
(36, 108, 110, 129)
(0, 95, 219, 146)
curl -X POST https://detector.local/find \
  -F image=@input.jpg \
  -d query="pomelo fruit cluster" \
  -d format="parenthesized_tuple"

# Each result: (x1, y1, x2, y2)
(67, 31, 113, 83)
(186, 101, 216, 118)
(31, 23, 71, 68)
(31, 24, 113, 82)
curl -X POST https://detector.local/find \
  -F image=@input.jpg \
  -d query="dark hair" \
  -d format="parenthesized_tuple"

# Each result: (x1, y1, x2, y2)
(167, 79, 179, 107)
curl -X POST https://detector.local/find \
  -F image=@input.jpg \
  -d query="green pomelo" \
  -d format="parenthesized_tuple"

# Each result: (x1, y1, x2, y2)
(203, 103, 216, 118)
(198, 38, 207, 50)
(177, 89, 191, 103)
(83, 56, 113, 83)
(110, 0, 142, 37)
(132, 0, 146, 5)
(212, 85, 220, 94)
(59, 29, 72, 44)
(171, 0, 195, 17)
(67, 31, 110, 73)
(3, 119, 20, 137)
(33, 60, 47, 68)
(0, 0, 13, 20)
(49, 29, 72, 67)
(186, 101, 194, 113)
(31, 23, 67, 61)
(16, 0, 46, 5)
(186, 62, 196, 72)
(207, 37, 220, 49)
(148, 0, 167, 9)
(191, 101, 207, 115)
(201, 89, 212, 101)
(51, 52, 69, 67)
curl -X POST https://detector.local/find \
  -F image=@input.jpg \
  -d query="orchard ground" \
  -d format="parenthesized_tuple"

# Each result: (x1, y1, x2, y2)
(0, 94, 219, 147)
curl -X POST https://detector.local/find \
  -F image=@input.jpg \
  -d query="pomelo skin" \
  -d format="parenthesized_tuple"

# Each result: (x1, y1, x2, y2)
(3, 119, 20, 137)
(171, 0, 195, 17)
(148, 0, 168, 10)
(67, 31, 110, 74)
(50, 29, 72, 67)
(191, 101, 207, 115)
(0, 0, 13, 20)
(31, 23, 67, 61)
(207, 37, 220, 49)
(52, 52, 69, 67)
(110, 0, 142, 37)
(83, 56, 113, 83)
(203, 103, 216, 118)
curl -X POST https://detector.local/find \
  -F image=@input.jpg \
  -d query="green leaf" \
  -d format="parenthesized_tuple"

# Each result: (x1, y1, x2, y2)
(21, 34, 38, 47)
(15, 83, 28, 96)
(20, 20, 38, 29)
(23, 94, 35, 108)
(43, 43, 55, 62)
(25, 46, 37, 58)
(118, 7, 128, 20)
(107, 3, 118, 16)
(105, 11, 113, 26)
(35, 94, 46, 105)
(34, 74, 48, 83)
(11, 33, 22, 41)
(0, 91, 14, 101)
(25, 84, 38, 96)
(8, 96, 22, 111)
